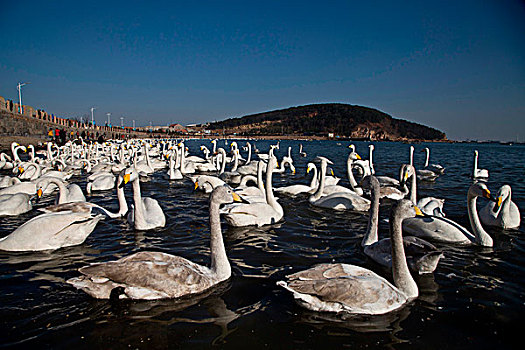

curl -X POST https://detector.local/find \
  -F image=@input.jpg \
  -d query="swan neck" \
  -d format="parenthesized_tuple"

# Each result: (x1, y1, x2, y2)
(132, 177, 146, 226)
(347, 156, 358, 189)
(265, 159, 282, 214)
(309, 165, 318, 189)
(410, 171, 417, 204)
(311, 162, 326, 200)
(257, 161, 264, 193)
(425, 149, 430, 167)
(390, 209, 418, 299)
(467, 194, 493, 246)
(209, 201, 231, 279)
(116, 176, 129, 216)
(362, 183, 380, 246)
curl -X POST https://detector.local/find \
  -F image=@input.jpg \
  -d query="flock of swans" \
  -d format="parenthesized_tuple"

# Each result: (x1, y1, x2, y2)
(0, 139, 521, 316)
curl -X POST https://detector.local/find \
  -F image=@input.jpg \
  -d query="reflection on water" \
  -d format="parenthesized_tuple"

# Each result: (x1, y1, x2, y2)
(0, 140, 524, 348)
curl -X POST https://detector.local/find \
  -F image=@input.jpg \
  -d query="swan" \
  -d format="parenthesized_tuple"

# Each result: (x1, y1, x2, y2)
(166, 149, 183, 180)
(309, 157, 370, 212)
(219, 148, 242, 185)
(0, 211, 103, 251)
(67, 186, 241, 299)
(0, 192, 33, 216)
(403, 182, 496, 246)
(233, 160, 266, 200)
(275, 163, 317, 196)
(472, 150, 489, 179)
(400, 164, 445, 217)
(480, 185, 520, 229)
(353, 144, 374, 176)
(86, 172, 116, 194)
(39, 170, 129, 219)
(223, 155, 283, 227)
(299, 144, 307, 157)
(361, 176, 443, 274)
(0, 176, 21, 189)
(36, 176, 86, 204)
(121, 166, 166, 230)
(408, 146, 439, 182)
(422, 147, 445, 174)
(277, 199, 420, 314)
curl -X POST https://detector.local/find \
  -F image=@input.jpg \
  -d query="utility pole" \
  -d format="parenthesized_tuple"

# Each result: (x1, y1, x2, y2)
(17, 82, 29, 114)
(106, 112, 111, 126)
(133, 120, 135, 129)
(120, 116, 124, 127)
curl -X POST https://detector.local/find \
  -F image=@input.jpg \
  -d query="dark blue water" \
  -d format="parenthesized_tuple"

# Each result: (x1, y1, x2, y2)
(0, 140, 524, 349)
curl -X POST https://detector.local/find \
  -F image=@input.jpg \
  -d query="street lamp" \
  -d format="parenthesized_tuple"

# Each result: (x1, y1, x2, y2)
(17, 82, 29, 114)
(106, 112, 111, 126)
(90, 107, 96, 127)
(120, 116, 124, 127)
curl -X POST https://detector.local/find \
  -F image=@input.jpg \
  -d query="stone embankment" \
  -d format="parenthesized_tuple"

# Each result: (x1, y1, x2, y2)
(0, 95, 156, 152)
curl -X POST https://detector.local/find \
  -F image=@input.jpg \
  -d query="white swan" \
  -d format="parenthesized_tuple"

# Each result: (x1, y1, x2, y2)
(86, 172, 116, 194)
(67, 186, 241, 299)
(0, 211, 103, 251)
(223, 155, 283, 227)
(275, 163, 317, 196)
(277, 199, 420, 314)
(121, 166, 166, 230)
(480, 185, 520, 229)
(40, 171, 129, 219)
(422, 147, 445, 174)
(36, 176, 86, 204)
(0, 192, 33, 216)
(299, 143, 307, 157)
(472, 150, 489, 179)
(361, 176, 443, 274)
(309, 157, 370, 212)
(403, 182, 496, 246)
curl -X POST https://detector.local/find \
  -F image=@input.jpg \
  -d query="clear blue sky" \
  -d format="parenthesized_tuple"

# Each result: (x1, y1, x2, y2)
(1, 0, 524, 140)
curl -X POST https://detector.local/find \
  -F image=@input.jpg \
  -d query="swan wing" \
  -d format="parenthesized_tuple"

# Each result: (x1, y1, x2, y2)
(70, 251, 215, 299)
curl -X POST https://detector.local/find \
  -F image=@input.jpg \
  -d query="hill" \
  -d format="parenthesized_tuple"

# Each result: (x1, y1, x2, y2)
(207, 103, 446, 141)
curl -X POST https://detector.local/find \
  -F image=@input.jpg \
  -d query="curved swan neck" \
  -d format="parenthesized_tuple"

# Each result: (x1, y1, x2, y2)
(424, 148, 430, 167)
(246, 143, 252, 164)
(362, 179, 380, 246)
(219, 149, 226, 174)
(409, 167, 417, 204)
(390, 205, 418, 299)
(311, 161, 326, 201)
(116, 176, 129, 216)
(467, 193, 493, 246)
(209, 200, 231, 279)
(309, 164, 318, 189)
(132, 177, 146, 226)
(347, 155, 358, 189)
(257, 161, 264, 193)
(264, 158, 278, 209)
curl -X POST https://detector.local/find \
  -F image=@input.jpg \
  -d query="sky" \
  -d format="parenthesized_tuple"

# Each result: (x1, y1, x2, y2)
(0, 0, 524, 141)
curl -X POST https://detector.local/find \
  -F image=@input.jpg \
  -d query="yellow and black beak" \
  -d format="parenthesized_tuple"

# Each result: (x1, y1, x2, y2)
(232, 192, 242, 202)
(414, 206, 424, 217)
(493, 196, 503, 212)
(330, 169, 334, 176)
(355, 153, 362, 160)
(194, 181, 199, 190)
(36, 188, 43, 202)
(482, 189, 491, 200)
(18, 166, 24, 174)
(119, 174, 131, 188)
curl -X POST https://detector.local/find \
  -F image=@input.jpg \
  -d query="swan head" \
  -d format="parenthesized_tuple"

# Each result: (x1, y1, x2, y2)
(211, 185, 244, 206)
(493, 185, 512, 212)
(390, 199, 424, 225)
(469, 182, 497, 202)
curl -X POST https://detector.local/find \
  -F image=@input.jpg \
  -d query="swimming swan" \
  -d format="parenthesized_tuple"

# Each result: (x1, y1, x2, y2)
(361, 176, 443, 274)
(0, 211, 103, 251)
(309, 157, 370, 212)
(66, 186, 241, 299)
(277, 199, 420, 314)
(121, 166, 166, 230)
(403, 182, 496, 246)
(480, 185, 520, 229)
(223, 155, 283, 227)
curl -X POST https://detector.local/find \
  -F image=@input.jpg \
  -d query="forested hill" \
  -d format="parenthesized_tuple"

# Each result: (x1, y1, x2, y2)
(207, 103, 446, 141)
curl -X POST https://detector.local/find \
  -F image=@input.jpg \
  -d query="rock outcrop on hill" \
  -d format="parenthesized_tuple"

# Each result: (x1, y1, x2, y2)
(207, 103, 446, 141)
